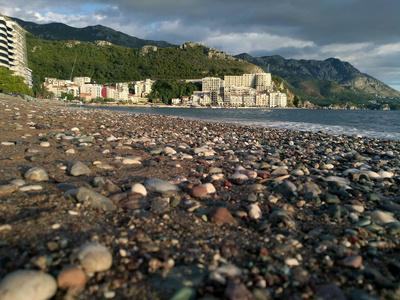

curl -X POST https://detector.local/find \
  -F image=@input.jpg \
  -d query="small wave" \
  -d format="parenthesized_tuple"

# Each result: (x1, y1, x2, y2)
(209, 119, 400, 140)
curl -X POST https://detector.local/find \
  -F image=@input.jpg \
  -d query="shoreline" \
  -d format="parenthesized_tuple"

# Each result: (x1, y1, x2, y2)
(1, 95, 400, 299)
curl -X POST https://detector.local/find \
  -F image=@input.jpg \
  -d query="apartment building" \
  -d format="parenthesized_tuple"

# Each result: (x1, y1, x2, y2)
(0, 15, 32, 87)
(116, 83, 129, 101)
(73, 77, 91, 87)
(81, 83, 103, 99)
(269, 92, 288, 107)
(202, 77, 224, 93)
(134, 79, 155, 97)
(224, 73, 272, 92)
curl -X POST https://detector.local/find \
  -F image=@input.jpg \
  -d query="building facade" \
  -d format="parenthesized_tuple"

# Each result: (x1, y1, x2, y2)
(0, 15, 32, 87)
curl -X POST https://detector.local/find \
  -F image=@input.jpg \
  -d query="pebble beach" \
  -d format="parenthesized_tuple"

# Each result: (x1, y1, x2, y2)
(1, 94, 400, 300)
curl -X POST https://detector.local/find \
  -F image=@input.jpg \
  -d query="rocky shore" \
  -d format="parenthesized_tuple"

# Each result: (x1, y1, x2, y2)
(1, 94, 400, 299)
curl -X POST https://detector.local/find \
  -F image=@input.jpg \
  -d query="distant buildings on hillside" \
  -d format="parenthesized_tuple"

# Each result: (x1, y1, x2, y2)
(0, 15, 32, 87)
(44, 77, 154, 104)
(191, 73, 287, 107)
(44, 72, 287, 107)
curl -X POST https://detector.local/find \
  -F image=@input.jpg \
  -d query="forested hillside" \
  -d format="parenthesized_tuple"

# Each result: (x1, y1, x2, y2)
(26, 34, 261, 89)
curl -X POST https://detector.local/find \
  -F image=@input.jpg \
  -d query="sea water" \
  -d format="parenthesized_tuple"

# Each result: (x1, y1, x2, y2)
(91, 106, 400, 141)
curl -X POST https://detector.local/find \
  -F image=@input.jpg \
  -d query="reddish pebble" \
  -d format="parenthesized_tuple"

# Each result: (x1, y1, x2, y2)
(57, 265, 87, 290)
(191, 185, 209, 198)
(208, 207, 235, 225)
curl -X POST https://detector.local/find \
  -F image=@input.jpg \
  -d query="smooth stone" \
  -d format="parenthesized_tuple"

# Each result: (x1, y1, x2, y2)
(209, 167, 223, 174)
(355, 219, 371, 227)
(77, 242, 113, 273)
(78, 136, 94, 143)
(110, 192, 150, 210)
(65, 148, 75, 154)
(76, 187, 117, 211)
(144, 178, 180, 195)
(378, 170, 393, 179)
(57, 265, 87, 290)
(303, 182, 322, 200)
(223, 281, 253, 300)
(274, 181, 297, 198)
(325, 176, 350, 186)
(40, 141, 50, 147)
(24, 167, 49, 182)
(290, 169, 304, 176)
(285, 258, 300, 266)
(164, 146, 177, 155)
(191, 185, 209, 198)
(122, 156, 142, 165)
(1, 141, 15, 146)
(248, 204, 262, 220)
(9, 179, 26, 187)
(208, 207, 235, 225)
(169, 287, 196, 300)
(361, 171, 381, 180)
(19, 185, 43, 192)
(131, 183, 147, 196)
(269, 210, 295, 227)
(67, 161, 91, 176)
(315, 284, 346, 300)
(371, 210, 399, 225)
(344, 204, 365, 213)
(230, 173, 249, 181)
(322, 193, 341, 204)
(271, 167, 288, 176)
(71, 127, 80, 131)
(339, 255, 363, 268)
(0, 270, 57, 300)
(0, 184, 18, 197)
(203, 183, 216, 194)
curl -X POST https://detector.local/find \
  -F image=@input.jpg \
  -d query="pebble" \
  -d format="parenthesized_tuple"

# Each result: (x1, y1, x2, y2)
(208, 207, 235, 225)
(131, 183, 147, 196)
(57, 265, 87, 290)
(0, 184, 18, 197)
(19, 185, 43, 192)
(24, 167, 49, 182)
(0, 270, 57, 300)
(144, 178, 180, 195)
(77, 242, 113, 273)
(339, 255, 363, 268)
(40, 141, 50, 147)
(371, 210, 399, 225)
(75, 187, 117, 211)
(67, 161, 91, 176)
(248, 204, 262, 219)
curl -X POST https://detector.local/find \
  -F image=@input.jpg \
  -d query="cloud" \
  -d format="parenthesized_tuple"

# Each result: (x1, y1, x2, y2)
(1, 0, 400, 90)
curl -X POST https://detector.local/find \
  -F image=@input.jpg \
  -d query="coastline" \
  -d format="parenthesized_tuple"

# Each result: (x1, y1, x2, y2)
(1, 95, 400, 299)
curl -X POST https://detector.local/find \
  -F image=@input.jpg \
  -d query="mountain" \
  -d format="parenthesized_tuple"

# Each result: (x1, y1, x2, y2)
(11, 17, 176, 49)
(236, 53, 400, 109)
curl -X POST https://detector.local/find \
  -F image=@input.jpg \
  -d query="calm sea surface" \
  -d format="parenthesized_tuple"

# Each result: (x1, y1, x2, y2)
(91, 106, 400, 141)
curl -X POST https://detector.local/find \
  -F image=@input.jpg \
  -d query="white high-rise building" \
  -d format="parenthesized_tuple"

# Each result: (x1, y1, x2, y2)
(0, 15, 32, 87)
(202, 77, 224, 93)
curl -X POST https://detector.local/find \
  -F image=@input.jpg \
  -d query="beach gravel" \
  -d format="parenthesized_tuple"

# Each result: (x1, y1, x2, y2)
(1, 95, 400, 299)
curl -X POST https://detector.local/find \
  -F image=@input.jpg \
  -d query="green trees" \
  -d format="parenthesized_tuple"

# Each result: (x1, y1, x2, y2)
(148, 80, 198, 104)
(0, 67, 33, 95)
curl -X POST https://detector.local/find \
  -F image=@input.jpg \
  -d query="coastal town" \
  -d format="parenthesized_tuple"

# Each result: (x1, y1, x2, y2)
(43, 73, 288, 108)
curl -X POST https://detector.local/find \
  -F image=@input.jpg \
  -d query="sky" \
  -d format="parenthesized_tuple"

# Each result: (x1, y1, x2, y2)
(2, 0, 400, 91)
